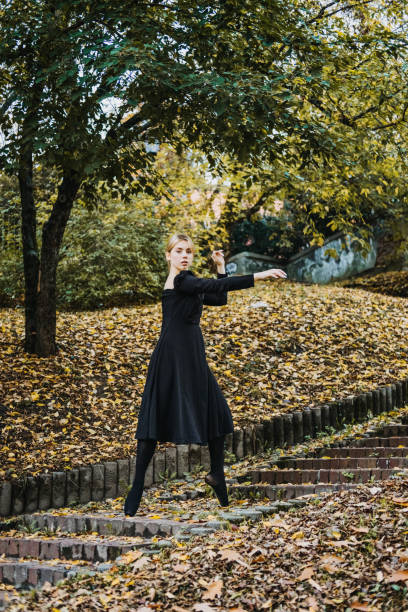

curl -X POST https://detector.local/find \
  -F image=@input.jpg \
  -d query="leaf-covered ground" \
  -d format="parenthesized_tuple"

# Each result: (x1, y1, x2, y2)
(3, 475, 408, 611)
(342, 270, 408, 298)
(1, 281, 407, 483)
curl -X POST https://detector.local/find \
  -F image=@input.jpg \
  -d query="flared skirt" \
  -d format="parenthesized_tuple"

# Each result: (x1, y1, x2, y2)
(134, 323, 233, 444)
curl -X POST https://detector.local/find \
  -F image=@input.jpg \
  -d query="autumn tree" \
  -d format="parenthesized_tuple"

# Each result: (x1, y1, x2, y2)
(0, 0, 406, 356)
(195, 5, 408, 258)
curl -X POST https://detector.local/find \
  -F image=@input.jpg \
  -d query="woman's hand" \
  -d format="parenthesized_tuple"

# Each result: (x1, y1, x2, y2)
(211, 249, 225, 266)
(254, 268, 287, 281)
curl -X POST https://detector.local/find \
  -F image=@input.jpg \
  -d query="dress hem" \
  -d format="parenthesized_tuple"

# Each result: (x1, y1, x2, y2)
(134, 431, 234, 445)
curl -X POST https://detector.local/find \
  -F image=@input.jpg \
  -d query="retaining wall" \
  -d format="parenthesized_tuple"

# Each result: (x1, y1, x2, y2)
(1, 378, 407, 518)
(286, 232, 377, 284)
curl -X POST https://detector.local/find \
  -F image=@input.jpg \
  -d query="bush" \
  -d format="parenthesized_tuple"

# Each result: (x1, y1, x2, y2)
(0, 245, 24, 307)
(0, 200, 168, 311)
(56, 201, 168, 310)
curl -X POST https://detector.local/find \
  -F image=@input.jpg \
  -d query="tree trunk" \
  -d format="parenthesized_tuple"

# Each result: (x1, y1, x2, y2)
(34, 172, 80, 356)
(19, 142, 40, 353)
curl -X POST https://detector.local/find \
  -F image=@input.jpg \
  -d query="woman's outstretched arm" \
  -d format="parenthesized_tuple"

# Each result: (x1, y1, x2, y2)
(175, 267, 287, 295)
(175, 247, 287, 296)
(174, 270, 255, 295)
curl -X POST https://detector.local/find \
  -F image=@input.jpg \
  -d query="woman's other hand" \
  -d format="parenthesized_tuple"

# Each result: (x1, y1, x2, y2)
(211, 249, 225, 266)
(254, 268, 287, 281)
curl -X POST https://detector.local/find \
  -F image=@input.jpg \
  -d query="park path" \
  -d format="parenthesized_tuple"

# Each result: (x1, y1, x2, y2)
(0, 420, 407, 608)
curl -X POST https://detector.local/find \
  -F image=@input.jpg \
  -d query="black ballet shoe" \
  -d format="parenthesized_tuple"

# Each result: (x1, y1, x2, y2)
(123, 482, 144, 517)
(205, 471, 229, 507)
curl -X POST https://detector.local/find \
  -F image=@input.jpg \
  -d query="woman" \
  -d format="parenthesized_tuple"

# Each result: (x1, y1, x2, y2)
(124, 232, 287, 516)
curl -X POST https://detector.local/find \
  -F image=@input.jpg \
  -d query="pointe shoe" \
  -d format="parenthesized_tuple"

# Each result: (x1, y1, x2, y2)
(123, 482, 144, 517)
(205, 471, 229, 507)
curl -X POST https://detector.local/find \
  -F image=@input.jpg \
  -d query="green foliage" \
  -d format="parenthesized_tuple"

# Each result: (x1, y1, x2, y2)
(1, 0, 408, 327)
(3, 0, 405, 205)
(0, 244, 24, 307)
(0, 173, 20, 250)
(0, 0, 350, 191)
(230, 210, 333, 259)
(56, 199, 168, 310)
(0, 197, 168, 310)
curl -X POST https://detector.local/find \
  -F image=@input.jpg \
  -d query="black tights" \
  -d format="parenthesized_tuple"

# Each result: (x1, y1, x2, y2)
(124, 434, 227, 516)
(206, 434, 228, 506)
(124, 438, 157, 516)
(208, 434, 226, 475)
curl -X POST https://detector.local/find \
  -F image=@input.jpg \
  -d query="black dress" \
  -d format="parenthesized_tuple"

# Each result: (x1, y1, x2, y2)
(134, 269, 255, 445)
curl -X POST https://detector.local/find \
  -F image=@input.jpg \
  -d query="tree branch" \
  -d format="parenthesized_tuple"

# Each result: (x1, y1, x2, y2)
(372, 100, 408, 130)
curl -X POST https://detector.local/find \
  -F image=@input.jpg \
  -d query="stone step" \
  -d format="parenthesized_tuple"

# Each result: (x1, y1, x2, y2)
(371, 424, 408, 437)
(0, 556, 113, 589)
(317, 447, 408, 458)
(250, 468, 402, 485)
(230, 482, 358, 501)
(0, 535, 150, 562)
(277, 457, 408, 470)
(352, 436, 408, 447)
(0, 500, 293, 599)
(20, 513, 185, 538)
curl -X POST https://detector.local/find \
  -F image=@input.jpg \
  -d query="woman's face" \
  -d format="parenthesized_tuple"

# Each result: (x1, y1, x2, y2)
(167, 240, 194, 272)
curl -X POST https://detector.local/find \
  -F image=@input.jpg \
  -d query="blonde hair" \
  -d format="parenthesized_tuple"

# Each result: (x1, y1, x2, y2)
(165, 233, 195, 269)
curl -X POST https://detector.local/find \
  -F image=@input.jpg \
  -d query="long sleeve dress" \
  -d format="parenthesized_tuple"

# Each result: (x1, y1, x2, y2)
(134, 269, 255, 445)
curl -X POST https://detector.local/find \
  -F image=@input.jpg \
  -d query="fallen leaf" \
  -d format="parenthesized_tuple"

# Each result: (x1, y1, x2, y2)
(321, 563, 340, 574)
(392, 497, 408, 506)
(202, 580, 223, 600)
(218, 549, 250, 568)
(385, 570, 408, 583)
(308, 578, 323, 592)
(298, 566, 314, 581)
(350, 601, 380, 611)
(350, 526, 369, 533)
(173, 563, 190, 573)
(131, 556, 151, 572)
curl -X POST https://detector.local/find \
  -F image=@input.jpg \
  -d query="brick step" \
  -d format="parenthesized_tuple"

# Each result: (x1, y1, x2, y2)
(352, 436, 408, 447)
(0, 500, 305, 599)
(250, 468, 402, 485)
(230, 482, 358, 501)
(0, 556, 113, 590)
(20, 513, 185, 538)
(373, 424, 408, 437)
(0, 535, 150, 562)
(317, 447, 408, 458)
(277, 457, 408, 470)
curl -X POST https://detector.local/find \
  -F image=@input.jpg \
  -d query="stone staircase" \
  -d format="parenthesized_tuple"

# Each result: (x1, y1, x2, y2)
(0, 496, 308, 609)
(1, 421, 407, 609)
(232, 424, 408, 501)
